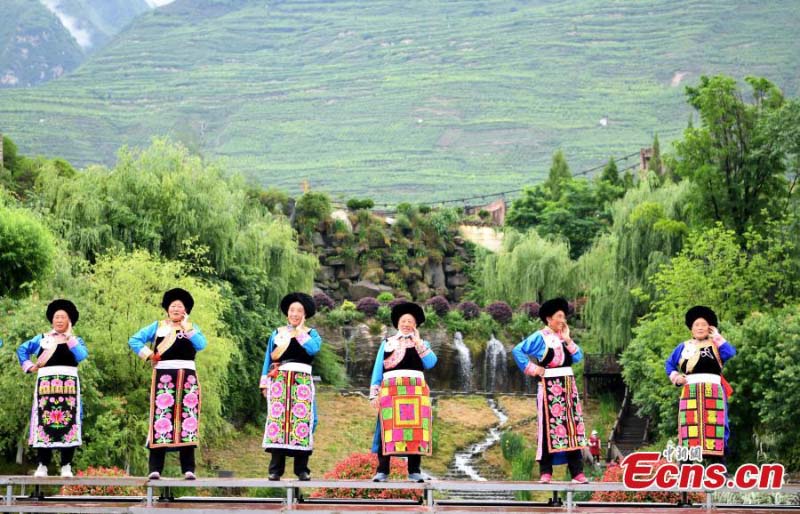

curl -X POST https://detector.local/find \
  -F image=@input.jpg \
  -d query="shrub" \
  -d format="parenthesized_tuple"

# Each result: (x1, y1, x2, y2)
(313, 292, 335, 312)
(346, 198, 375, 211)
(425, 295, 450, 316)
(60, 466, 145, 496)
(309, 452, 422, 500)
(388, 298, 409, 309)
(0, 205, 55, 295)
(376, 305, 392, 325)
(485, 301, 513, 324)
(294, 192, 332, 233)
(458, 301, 481, 320)
(500, 431, 526, 461)
(520, 302, 540, 319)
(376, 291, 394, 303)
(356, 297, 380, 316)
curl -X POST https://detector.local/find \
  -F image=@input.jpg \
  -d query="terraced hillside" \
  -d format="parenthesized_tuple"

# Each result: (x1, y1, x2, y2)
(1, 0, 798, 202)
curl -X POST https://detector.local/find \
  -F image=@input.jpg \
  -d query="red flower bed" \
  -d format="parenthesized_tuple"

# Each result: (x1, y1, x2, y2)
(59, 466, 145, 496)
(591, 460, 703, 503)
(309, 452, 422, 500)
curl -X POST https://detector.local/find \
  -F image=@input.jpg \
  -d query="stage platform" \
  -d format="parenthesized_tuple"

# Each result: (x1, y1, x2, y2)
(1, 476, 797, 513)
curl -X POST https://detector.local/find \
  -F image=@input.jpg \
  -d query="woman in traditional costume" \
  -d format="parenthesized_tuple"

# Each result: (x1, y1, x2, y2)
(369, 302, 437, 483)
(128, 288, 206, 480)
(665, 306, 735, 463)
(260, 292, 321, 481)
(512, 297, 588, 484)
(17, 299, 88, 478)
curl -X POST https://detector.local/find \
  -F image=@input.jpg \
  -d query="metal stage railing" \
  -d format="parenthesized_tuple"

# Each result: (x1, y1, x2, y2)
(1, 475, 798, 513)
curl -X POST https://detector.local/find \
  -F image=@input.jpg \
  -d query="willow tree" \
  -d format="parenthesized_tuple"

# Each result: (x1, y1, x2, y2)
(478, 229, 577, 307)
(578, 180, 691, 353)
(34, 139, 319, 424)
(0, 250, 235, 473)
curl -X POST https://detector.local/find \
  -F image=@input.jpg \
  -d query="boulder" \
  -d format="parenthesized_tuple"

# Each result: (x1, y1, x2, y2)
(447, 273, 468, 287)
(424, 262, 446, 289)
(348, 280, 392, 300)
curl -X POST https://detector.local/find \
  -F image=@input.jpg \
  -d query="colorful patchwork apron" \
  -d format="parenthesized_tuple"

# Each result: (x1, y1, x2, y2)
(379, 370, 432, 456)
(678, 374, 726, 456)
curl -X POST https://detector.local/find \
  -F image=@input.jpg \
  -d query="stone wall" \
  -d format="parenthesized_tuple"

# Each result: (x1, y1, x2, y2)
(311, 212, 473, 302)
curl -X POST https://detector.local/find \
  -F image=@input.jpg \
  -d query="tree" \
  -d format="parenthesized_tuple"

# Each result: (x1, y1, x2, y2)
(543, 149, 572, 201)
(620, 222, 799, 454)
(725, 305, 800, 470)
(33, 139, 319, 424)
(0, 250, 236, 473)
(0, 204, 55, 296)
(649, 133, 663, 177)
(477, 229, 577, 306)
(674, 75, 789, 238)
(599, 157, 621, 187)
(577, 181, 691, 352)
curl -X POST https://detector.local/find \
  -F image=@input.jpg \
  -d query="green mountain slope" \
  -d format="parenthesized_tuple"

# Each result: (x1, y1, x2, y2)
(0, 0, 84, 87)
(1, 0, 798, 202)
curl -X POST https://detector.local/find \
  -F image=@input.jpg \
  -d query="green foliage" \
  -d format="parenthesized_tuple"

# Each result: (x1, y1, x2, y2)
(376, 292, 394, 303)
(476, 229, 577, 306)
(599, 157, 620, 187)
(346, 198, 375, 211)
(725, 306, 800, 471)
(543, 149, 572, 201)
(507, 168, 616, 259)
(500, 430, 526, 461)
(578, 181, 691, 352)
(674, 75, 789, 238)
(2, 136, 19, 171)
(0, 250, 235, 473)
(294, 192, 332, 236)
(31, 139, 318, 425)
(0, 204, 55, 296)
(620, 222, 799, 449)
(313, 345, 348, 388)
(253, 187, 291, 216)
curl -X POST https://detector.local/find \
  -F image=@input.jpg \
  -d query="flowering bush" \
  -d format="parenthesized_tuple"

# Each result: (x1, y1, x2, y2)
(590, 460, 703, 503)
(458, 301, 481, 320)
(519, 302, 540, 319)
(356, 297, 381, 316)
(425, 295, 450, 316)
(388, 298, 409, 309)
(313, 292, 335, 312)
(59, 466, 145, 496)
(485, 301, 513, 324)
(309, 452, 422, 500)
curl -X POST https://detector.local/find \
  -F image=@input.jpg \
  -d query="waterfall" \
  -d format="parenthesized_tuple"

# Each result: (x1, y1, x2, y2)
(449, 398, 509, 482)
(453, 331, 473, 391)
(483, 335, 507, 392)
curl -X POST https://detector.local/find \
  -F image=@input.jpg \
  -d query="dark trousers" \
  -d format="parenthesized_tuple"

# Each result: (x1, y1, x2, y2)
(38, 447, 75, 467)
(148, 447, 195, 474)
(538, 445, 583, 478)
(376, 443, 421, 475)
(268, 451, 310, 477)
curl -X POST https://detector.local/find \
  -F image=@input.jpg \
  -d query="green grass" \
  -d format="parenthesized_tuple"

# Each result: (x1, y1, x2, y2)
(1, 0, 799, 202)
